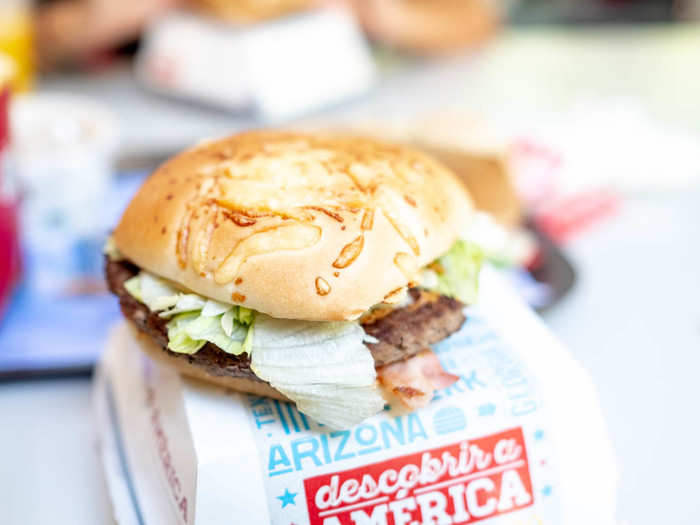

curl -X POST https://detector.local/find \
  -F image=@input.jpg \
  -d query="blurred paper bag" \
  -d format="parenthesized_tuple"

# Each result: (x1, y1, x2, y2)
(94, 267, 617, 524)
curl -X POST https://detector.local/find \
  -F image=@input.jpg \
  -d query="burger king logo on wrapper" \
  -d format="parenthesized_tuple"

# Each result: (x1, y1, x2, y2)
(303, 427, 533, 525)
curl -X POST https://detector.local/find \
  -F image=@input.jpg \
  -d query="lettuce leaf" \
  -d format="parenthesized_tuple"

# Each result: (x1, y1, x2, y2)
(123, 275, 143, 302)
(123, 271, 253, 356)
(250, 315, 385, 429)
(181, 314, 246, 354)
(140, 272, 180, 311)
(236, 306, 254, 326)
(242, 319, 255, 354)
(221, 308, 236, 338)
(201, 299, 231, 317)
(158, 294, 207, 317)
(166, 313, 207, 354)
(426, 239, 483, 305)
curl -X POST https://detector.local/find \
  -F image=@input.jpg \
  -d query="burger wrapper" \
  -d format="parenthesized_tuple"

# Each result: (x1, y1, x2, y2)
(93, 267, 617, 525)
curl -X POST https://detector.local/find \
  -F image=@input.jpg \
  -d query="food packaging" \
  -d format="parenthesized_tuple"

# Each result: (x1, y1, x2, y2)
(94, 267, 617, 524)
(136, 7, 375, 120)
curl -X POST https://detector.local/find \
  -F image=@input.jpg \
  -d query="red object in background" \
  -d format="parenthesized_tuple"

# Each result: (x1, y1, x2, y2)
(0, 84, 22, 319)
(533, 190, 620, 243)
(0, 199, 21, 318)
(511, 138, 620, 244)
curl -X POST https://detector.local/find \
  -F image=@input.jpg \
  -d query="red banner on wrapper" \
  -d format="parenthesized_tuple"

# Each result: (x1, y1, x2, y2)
(303, 427, 533, 525)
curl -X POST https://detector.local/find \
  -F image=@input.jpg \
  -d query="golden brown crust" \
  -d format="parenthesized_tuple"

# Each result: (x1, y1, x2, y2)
(114, 131, 473, 321)
(130, 327, 289, 400)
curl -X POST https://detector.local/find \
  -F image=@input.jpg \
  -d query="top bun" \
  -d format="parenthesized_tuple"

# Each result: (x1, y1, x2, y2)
(113, 131, 473, 321)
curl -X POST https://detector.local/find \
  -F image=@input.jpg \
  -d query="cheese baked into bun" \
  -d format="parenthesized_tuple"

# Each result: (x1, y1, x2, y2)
(113, 130, 473, 321)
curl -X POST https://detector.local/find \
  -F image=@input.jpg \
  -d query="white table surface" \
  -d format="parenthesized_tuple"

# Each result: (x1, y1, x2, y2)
(2, 26, 700, 525)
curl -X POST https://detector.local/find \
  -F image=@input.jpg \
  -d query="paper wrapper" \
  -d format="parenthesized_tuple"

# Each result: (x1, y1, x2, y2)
(93, 267, 617, 525)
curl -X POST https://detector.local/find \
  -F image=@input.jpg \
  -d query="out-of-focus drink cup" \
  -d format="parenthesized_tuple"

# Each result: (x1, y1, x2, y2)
(9, 94, 118, 296)
(0, 55, 20, 318)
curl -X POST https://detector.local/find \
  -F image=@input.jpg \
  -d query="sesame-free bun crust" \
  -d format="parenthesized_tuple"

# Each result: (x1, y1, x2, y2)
(114, 131, 473, 321)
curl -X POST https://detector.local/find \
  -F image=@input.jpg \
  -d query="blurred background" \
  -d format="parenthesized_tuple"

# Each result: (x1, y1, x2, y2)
(1, 0, 699, 523)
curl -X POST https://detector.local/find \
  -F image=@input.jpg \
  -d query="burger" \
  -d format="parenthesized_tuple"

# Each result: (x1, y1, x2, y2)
(105, 131, 482, 429)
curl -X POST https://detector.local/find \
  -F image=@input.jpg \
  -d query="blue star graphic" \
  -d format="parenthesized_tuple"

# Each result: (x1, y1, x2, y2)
(541, 485, 552, 497)
(477, 403, 496, 416)
(277, 489, 298, 508)
(534, 429, 544, 441)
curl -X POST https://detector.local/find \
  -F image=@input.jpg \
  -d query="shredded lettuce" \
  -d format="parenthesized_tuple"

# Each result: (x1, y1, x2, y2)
(242, 320, 255, 354)
(159, 294, 207, 317)
(221, 308, 236, 337)
(236, 306, 254, 326)
(123, 272, 253, 356)
(166, 313, 208, 354)
(201, 298, 231, 317)
(250, 315, 385, 429)
(168, 313, 247, 354)
(123, 275, 143, 302)
(424, 239, 483, 305)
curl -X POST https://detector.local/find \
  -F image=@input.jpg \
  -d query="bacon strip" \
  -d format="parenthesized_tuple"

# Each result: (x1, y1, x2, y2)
(376, 349, 459, 410)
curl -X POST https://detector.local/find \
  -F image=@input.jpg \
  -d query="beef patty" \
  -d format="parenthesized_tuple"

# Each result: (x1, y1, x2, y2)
(105, 258, 466, 381)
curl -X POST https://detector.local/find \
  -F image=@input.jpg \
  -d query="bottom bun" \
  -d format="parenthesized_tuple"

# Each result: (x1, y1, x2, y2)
(128, 326, 289, 401)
